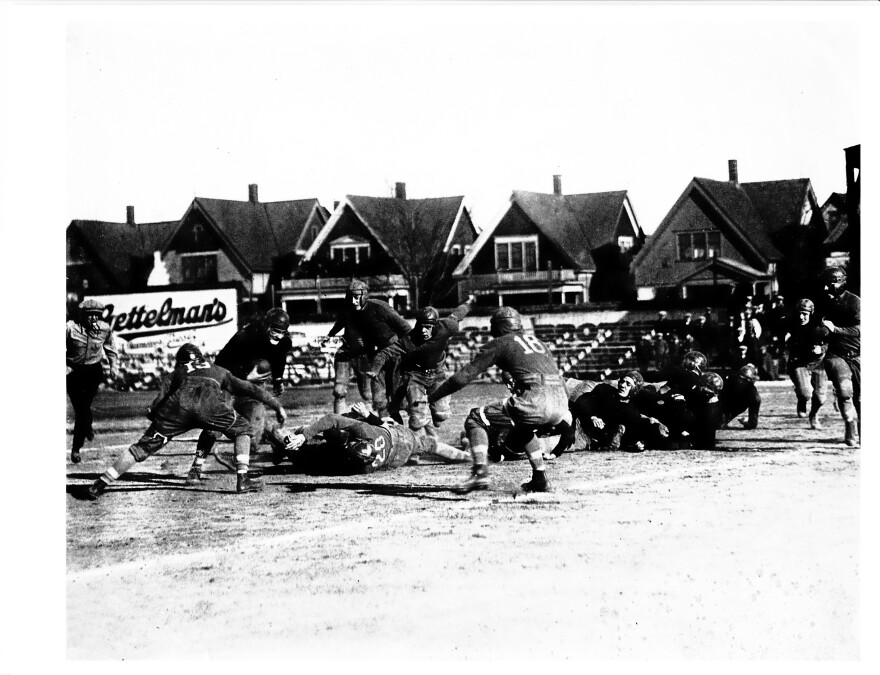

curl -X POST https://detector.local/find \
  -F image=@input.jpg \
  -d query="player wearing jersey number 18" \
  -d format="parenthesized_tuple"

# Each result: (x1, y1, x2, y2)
(428, 307, 571, 494)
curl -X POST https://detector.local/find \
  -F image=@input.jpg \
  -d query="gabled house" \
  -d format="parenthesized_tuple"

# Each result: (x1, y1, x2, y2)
(66, 206, 177, 301)
(285, 182, 477, 315)
(821, 192, 850, 267)
(161, 184, 330, 303)
(451, 176, 644, 308)
(632, 160, 827, 305)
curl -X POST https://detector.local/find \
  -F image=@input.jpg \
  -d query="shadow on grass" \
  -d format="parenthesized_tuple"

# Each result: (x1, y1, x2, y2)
(66, 471, 235, 501)
(280, 481, 465, 501)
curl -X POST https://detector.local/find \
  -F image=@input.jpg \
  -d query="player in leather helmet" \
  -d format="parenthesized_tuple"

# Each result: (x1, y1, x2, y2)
(87, 344, 287, 499)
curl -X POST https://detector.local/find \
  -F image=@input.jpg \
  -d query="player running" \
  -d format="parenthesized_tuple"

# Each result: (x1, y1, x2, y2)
(427, 306, 571, 494)
(784, 298, 828, 429)
(86, 344, 286, 499)
(367, 296, 474, 437)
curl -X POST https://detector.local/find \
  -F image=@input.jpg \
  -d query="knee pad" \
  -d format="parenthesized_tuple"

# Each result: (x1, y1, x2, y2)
(408, 409, 429, 431)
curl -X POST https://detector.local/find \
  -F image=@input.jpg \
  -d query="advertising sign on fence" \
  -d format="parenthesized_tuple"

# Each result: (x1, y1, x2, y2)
(88, 288, 239, 354)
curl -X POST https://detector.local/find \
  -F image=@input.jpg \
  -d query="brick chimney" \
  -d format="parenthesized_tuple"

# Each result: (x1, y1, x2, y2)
(126, 205, 135, 224)
(553, 175, 562, 196)
(395, 182, 407, 199)
(248, 184, 259, 203)
(728, 160, 738, 184)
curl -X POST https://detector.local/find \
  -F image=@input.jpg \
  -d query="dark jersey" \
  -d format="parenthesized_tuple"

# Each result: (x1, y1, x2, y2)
(721, 374, 761, 428)
(785, 319, 827, 366)
(328, 299, 411, 357)
(819, 291, 860, 358)
(215, 323, 293, 383)
(149, 362, 280, 419)
(571, 383, 644, 446)
(647, 365, 700, 398)
(372, 302, 470, 372)
(430, 331, 562, 402)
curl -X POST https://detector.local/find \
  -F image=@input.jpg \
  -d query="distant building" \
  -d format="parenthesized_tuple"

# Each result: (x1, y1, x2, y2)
(286, 182, 477, 315)
(161, 184, 330, 311)
(452, 175, 644, 308)
(66, 205, 177, 303)
(633, 160, 826, 305)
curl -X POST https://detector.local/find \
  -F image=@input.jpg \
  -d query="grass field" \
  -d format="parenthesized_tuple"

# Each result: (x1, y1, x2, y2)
(65, 382, 860, 660)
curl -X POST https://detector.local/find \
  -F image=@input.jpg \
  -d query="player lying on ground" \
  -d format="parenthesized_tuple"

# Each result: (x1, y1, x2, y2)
(720, 363, 762, 430)
(427, 306, 572, 494)
(283, 402, 470, 474)
(86, 343, 287, 500)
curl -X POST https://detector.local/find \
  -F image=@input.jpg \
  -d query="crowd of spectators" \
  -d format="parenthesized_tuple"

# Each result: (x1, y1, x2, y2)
(636, 292, 791, 380)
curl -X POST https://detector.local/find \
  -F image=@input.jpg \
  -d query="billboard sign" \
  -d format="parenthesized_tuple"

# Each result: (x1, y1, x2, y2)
(88, 288, 239, 354)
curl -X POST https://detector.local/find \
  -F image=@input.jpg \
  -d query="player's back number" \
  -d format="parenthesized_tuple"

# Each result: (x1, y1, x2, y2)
(514, 335, 547, 354)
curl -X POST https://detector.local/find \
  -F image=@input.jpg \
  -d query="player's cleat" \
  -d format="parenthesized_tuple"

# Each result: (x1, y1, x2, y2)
(186, 467, 206, 485)
(85, 427, 95, 442)
(453, 467, 489, 494)
(844, 421, 860, 448)
(71, 448, 82, 464)
(86, 479, 108, 500)
(521, 472, 550, 493)
(236, 473, 264, 493)
(809, 415, 823, 430)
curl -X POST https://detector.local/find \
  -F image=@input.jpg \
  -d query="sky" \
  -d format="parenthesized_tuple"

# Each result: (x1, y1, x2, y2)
(27, 2, 870, 236)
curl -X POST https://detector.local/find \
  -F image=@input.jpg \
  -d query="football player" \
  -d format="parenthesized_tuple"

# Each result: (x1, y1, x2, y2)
(784, 298, 829, 429)
(324, 279, 411, 417)
(817, 266, 860, 446)
(367, 296, 474, 437)
(567, 371, 649, 452)
(427, 306, 571, 494)
(686, 371, 725, 449)
(66, 299, 119, 464)
(721, 363, 762, 430)
(86, 344, 287, 499)
(285, 402, 470, 473)
(192, 308, 294, 468)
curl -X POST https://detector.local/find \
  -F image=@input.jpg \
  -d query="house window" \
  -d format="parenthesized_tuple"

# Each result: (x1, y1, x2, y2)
(495, 236, 538, 271)
(618, 236, 634, 252)
(330, 242, 370, 264)
(181, 252, 218, 283)
(677, 231, 721, 261)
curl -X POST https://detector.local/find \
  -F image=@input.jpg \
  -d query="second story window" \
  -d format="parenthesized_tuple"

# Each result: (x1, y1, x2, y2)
(330, 236, 371, 265)
(677, 231, 721, 261)
(495, 235, 538, 271)
(181, 252, 218, 283)
(618, 236, 634, 252)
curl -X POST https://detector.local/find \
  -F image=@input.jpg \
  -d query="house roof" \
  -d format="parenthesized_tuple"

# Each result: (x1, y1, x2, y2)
(634, 176, 804, 277)
(675, 257, 773, 285)
(304, 195, 469, 267)
(453, 189, 634, 276)
(171, 197, 325, 273)
(68, 219, 177, 288)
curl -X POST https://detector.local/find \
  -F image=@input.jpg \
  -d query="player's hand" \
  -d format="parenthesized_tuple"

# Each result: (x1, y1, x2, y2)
(276, 407, 287, 424)
(657, 423, 670, 438)
(286, 433, 306, 452)
(66, 365, 73, 376)
(822, 319, 837, 333)
(591, 416, 605, 430)
(632, 441, 645, 452)
(364, 369, 379, 380)
(351, 402, 371, 418)
(812, 345, 824, 355)
(466, 293, 476, 304)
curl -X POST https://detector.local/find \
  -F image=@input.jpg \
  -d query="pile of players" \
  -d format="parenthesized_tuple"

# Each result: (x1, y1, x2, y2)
(78, 263, 859, 500)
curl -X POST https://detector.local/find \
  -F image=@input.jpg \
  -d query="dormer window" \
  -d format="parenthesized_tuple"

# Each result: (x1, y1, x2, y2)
(618, 236, 634, 252)
(495, 235, 538, 272)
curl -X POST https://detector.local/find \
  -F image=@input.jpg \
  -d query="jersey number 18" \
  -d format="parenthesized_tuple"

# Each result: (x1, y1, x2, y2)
(514, 335, 547, 354)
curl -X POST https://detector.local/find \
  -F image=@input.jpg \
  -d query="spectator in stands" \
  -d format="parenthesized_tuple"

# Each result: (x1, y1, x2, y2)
(653, 310, 673, 340)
